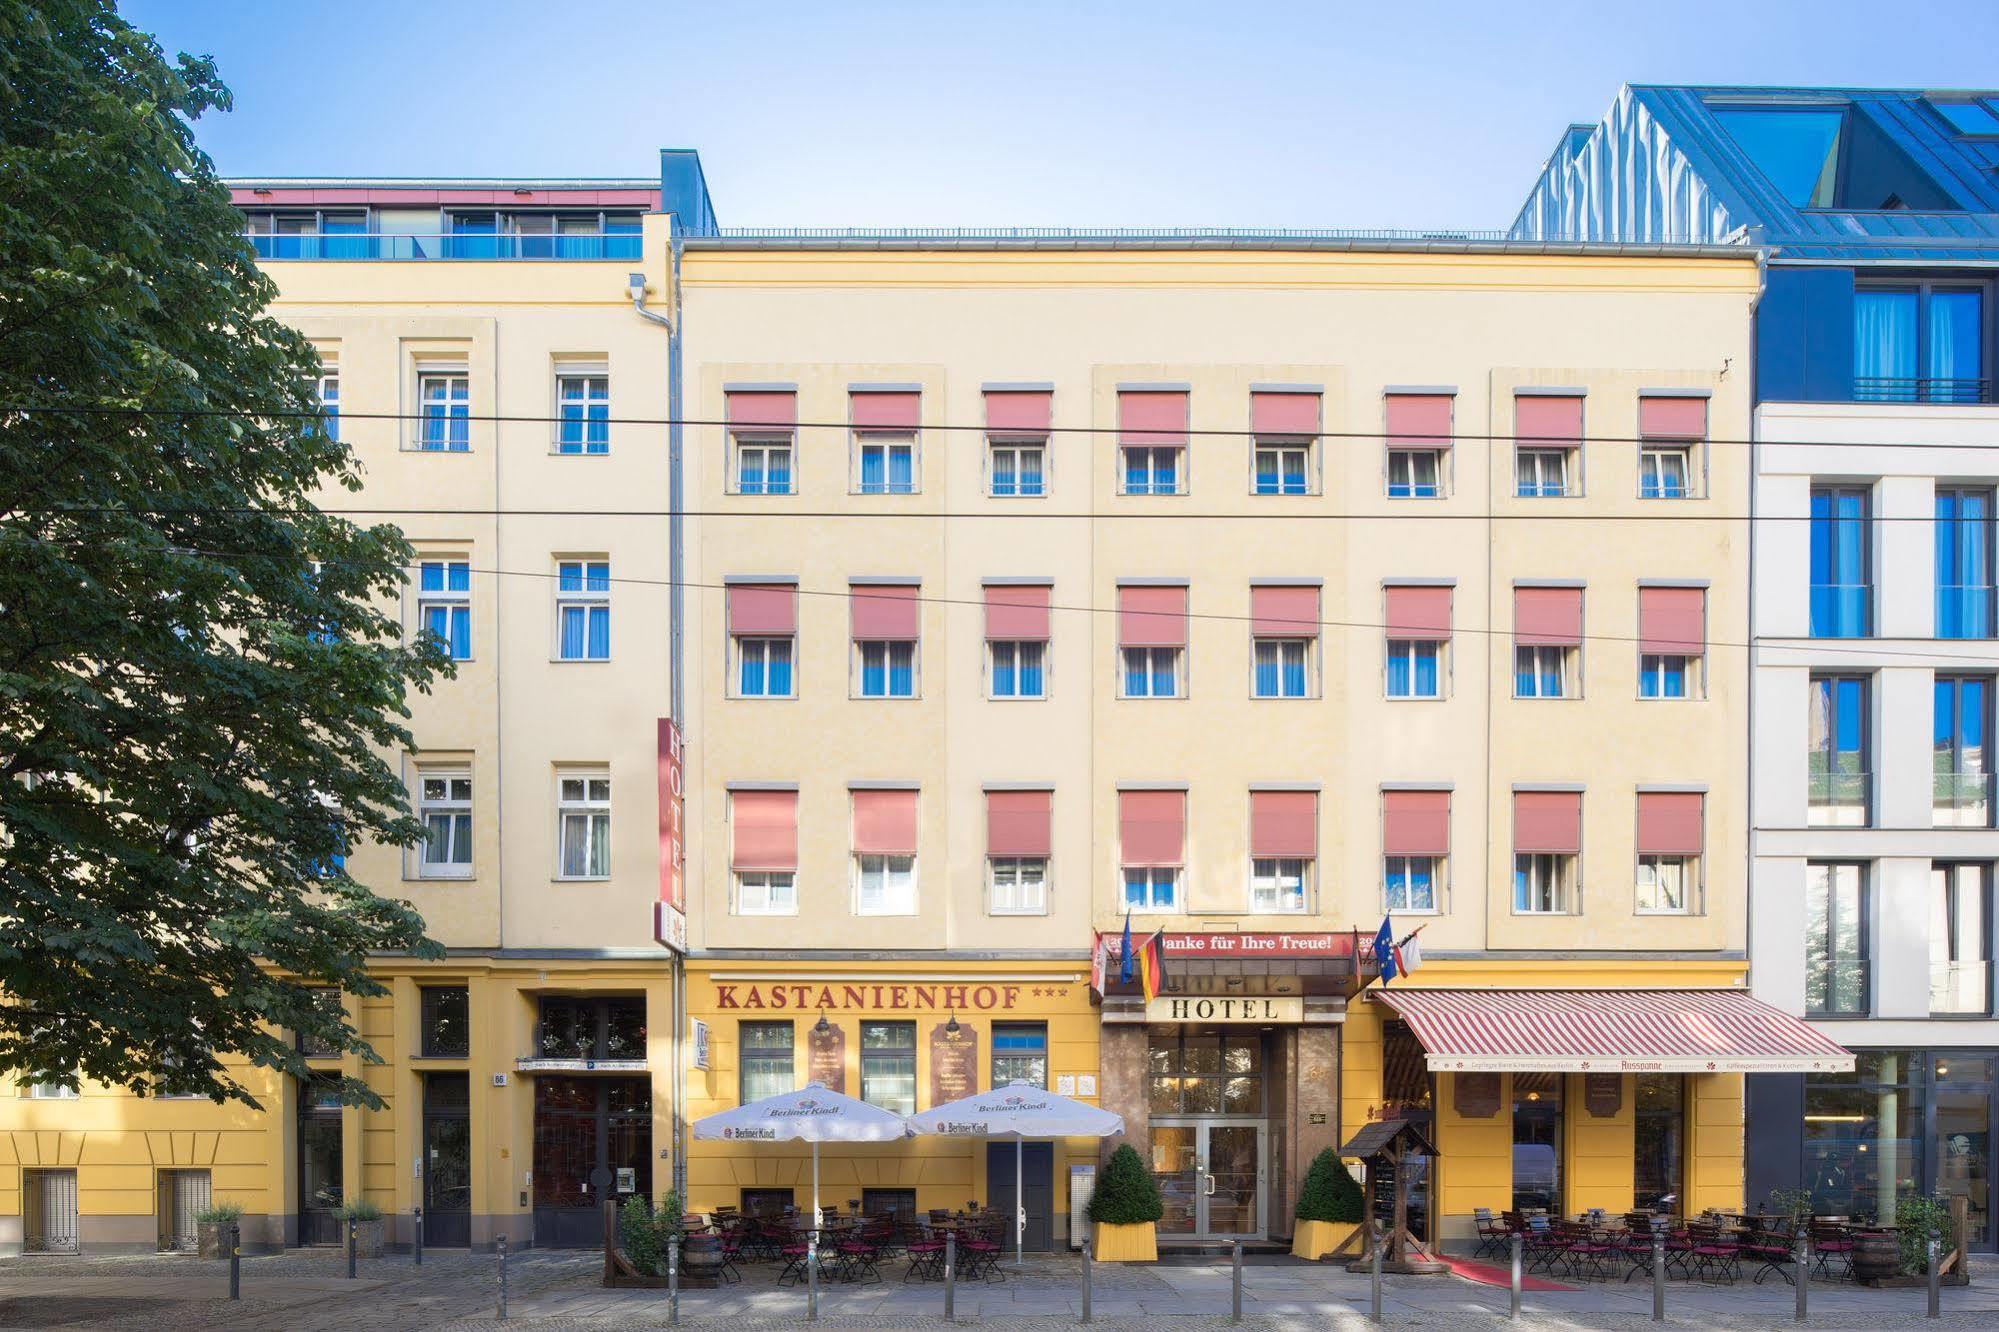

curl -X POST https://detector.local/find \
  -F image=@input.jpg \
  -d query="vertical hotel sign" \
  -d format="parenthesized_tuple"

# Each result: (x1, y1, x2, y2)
(654, 717, 687, 952)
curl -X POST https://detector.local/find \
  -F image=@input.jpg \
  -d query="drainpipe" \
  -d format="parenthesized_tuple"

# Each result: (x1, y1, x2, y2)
(629, 240, 687, 1200)
(1743, 245, 1769, 1010)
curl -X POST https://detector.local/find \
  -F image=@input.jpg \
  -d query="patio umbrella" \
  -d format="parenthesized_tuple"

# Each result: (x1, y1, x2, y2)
(908, 1080, 1125, 1266)
(691, 1082, 910, 1228)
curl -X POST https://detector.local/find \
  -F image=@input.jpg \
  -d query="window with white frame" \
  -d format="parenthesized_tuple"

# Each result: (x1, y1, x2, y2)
(416, 368, 470, 451)
(1640, 654, 1696, 699)
(554, 559, 610, 661)
(1121, 446, 1182, 495)
(313, 366, 340, 441)
(989, 857, 1048, 914)
(556, 773, 610, 879)
(1252, 638, 1311, 698)
(734, 636, 795, 698)
(417, 559, 471, 661)
(855, 854, 917, 914)
(733, 434, 794, 495)
(1513, 852, 1574, 914)
(736, 870, 796, 915)
(1121, 646, 1182, 698)
(1387, 449, 1442, 498)
(1250, 858, 1309, 913)
(1637, 853, 1694, 914)
(1121, 867, 1179, 911)
(989, 440, 1046, 497)
(417, 772, 473, 878)
(1384, 855, 1441, 912)
(1386, 640, 1442, 699)
(1515, 447, 1573, 498)
(1253, 441, 1312, 495)
(1640, 444, 1692, 498)
(989, 640, 1046, 698)
(22, 1077, 77, 1100)
(857, 640, 917, 698)
(555, 369, 609, 454)
(1514, 645, 1573, 699)
(855, 434, 916, 494)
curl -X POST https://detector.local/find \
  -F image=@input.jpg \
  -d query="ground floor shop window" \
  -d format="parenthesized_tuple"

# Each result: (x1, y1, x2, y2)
(1512, 1072, 1563, 1214)
(741, 1187, 794, 1216)
(1937, 1055, 1994, 1248)
(1633, 1074, 1684, 1212)
(862, 1188, 918, 1221)
(1804, 1053, 1924, 1222)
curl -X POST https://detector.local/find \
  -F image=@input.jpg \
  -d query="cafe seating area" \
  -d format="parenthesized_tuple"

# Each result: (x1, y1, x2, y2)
(1468, 1205, 1883, 1287)
(691, 1201, 1013, 1287)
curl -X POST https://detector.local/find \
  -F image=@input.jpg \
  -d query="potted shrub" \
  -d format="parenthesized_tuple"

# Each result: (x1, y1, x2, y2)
(194, 1201, 244, 1260)
(333, 1199, 385, 1259)
(612, 1192, 711, 1288)
(1088, 1143, 1163, 1261)
(1292, 1148, 1365, 1260)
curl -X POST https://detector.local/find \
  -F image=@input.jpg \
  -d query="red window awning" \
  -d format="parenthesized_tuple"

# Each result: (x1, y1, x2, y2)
(1371, 988, 1854, 1074)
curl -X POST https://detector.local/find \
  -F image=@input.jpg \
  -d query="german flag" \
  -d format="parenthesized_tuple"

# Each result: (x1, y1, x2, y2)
(1135, 929, 1169, 1000)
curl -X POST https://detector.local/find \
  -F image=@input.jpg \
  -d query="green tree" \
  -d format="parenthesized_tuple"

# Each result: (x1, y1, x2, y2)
(0, 1, 447, 1107)
(1087, 1144, 1164, 1225)
(1295, 1147, 1365, 1223)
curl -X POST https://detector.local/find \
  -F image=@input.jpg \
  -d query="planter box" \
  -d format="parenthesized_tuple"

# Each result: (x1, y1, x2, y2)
(196, 1222, 235, 1260)
(338, 1218, 385, 1259)
(1093, 1221, 1157, 1262)
(1291, 1219, 1359, 1261)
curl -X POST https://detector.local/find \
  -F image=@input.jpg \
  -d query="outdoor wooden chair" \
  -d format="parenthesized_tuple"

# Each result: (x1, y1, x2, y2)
(1471, 1207, 1509, 1260)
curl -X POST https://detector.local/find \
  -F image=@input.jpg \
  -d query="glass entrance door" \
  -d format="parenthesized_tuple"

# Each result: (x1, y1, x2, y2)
(1150, 1120, 1266, 1241)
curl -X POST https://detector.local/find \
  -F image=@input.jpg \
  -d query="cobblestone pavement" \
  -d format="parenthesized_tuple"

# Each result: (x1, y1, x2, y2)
(0, 1248, 1995, 1330)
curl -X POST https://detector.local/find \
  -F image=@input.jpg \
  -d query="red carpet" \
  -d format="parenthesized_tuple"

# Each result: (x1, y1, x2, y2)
(1439, 1255, 1575, 1291)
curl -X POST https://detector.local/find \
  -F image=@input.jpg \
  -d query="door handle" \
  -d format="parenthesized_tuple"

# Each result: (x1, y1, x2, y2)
(1205, 1174, 1217, 1197)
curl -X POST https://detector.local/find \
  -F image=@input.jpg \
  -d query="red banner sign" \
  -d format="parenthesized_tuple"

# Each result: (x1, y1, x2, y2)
(1105, 931, 1358, 959)
(655, 718, 686, 951)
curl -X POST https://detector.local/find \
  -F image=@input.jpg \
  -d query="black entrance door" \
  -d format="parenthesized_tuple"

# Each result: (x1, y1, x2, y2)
(533, 1076, 651, 1247)
(297, 1074, 344, 1246)
(986, 1142, 1053, 1251)
(423, 1073, 472, 1247)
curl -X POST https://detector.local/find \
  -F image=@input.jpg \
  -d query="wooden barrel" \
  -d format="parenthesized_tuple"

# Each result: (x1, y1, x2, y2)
(1851, 1227, 1900, 1283)
(681, 1231, 724, 1287)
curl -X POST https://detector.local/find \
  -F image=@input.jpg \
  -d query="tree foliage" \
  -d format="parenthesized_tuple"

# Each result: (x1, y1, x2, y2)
(1087, 1143, 1164, 1225)
(1295, 1147, 1365, 1223)
(0, 0, 447, 1106)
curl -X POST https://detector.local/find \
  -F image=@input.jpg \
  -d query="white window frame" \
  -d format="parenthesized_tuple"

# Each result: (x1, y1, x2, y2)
(988, 437, 1048, 497)
(1639, 653, 1701, 700)
(1637, 852, 1697, 915)
(555, 771, 611, 881)
(553, 558, 611, 662)
(413, 366, 470, 452)
(731, 432, 795, 496)
(1385, 639, 1444, 700)
(1121, 866, 1180, 912)
(1639, 442, 1697, 499)
(1384, 855, 1444, 914)
(1387, 448, 1445, 498)
(733, 635, 797, 699)
(1251, 637, 1314, 699)
(1513, 851, 1575, 915)
(314, 366, 340, 441)
(855, 639, 918, 699)
(1251, 439, 1315, 496)
(735, 870, 797, 916)
(988, 856, 1049, 915)
(853, 432, 918, 495)
(1120, 445, 1184, 496)
(988, 639, 1048, 700)
(416, 558, 472, 661)
(1119, 645, 1184, 699)
(1515, 446, 1575, 498)
(554, 366, 610, 455)
(854, 853, 917, 916)
(1514, 644, 1575, 699)
(1249, 857, 1311, 913)
(415, 770, 473, 880)
(22, 1079, 78, 1100)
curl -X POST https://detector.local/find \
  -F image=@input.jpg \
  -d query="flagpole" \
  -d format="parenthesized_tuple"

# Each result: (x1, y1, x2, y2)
(1352, 922, 1431, 1001)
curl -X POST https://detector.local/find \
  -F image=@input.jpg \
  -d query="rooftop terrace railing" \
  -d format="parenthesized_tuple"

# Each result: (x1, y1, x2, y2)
(244, 232, 641, 261)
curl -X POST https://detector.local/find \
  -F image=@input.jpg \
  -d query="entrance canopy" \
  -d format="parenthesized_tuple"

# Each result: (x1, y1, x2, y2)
(1371, 988, 1854, 1074)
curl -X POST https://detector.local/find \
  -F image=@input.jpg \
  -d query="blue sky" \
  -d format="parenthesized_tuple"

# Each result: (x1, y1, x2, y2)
(126, 0, 1999, 230)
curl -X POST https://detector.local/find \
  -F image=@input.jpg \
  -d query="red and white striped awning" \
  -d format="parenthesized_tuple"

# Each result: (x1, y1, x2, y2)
(1372, 988, 1854, 1074)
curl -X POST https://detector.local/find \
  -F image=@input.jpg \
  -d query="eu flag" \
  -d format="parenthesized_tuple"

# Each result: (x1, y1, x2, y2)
(1374, 917, 1398, 985)
(1119, 912, 1135, 985)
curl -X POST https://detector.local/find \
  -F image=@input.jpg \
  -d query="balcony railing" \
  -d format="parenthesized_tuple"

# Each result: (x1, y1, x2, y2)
(1809, 584, 1873, 638)
(1807, 959, 1870, 1018)
(244, 232, 642, 261)
(1809, 768, 1871, 826)
(1937, 585, 1996, 639)
(1855, 376, 1993, 405)
(1934, 770, 1992, 827)
(1931, 960, 1991, 1015)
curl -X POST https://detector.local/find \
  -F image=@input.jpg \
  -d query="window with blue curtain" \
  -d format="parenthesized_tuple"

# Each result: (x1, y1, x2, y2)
(1384, 856, 1436, 912)
(859, 641, 915, 698)
(603, 216, 642, 261)
(1809, 486, 1871, 636)
(1855, 288, 1919, 400)
(1928, 288, 1984, 402)
(1386, 640, 1440, 698)
(1857, 285, 1986, 403)
(1809, 675, 1869, 824)
(737, 637, 793, 697)
(1936, 488, 1994, 638)
(419, 373, 470, 451)
(556, 374, 610, 454)
(858, 439, 914, 494)
(1253, 639, 1309, 698)
(1124, 447, 1178, 495)
(447, 212, 500, 260)
(1934, 675, 1991, 826)
(419, 560, 471, 660)
(556, 560, 610, 661)
(1640, 654, 1688, 699)
(990, 641, 1045, 698)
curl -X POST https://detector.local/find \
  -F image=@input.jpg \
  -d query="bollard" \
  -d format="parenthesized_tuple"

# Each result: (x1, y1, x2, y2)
(807, 1230, 820, 1323)
(227, 1220, 241, 1301)
(1509, 1232, 1523, 1320)
(414, 1207, 423, 1267)
(1080, 1238, 1092, 1324)
(346, 1216, 357, 1279)
(1652, 1227, 1665, 1322)
(1795, 1229, 1808, 1323)
(668, 1235, 680, 1326)
(945, 1230, 958, 1321)
(1927, 1236, 1941, 1319)
(1231, 1237, 1243, 1324)
(497, 1233, 509, 1321)
(1370, 1223, 1384, 1325)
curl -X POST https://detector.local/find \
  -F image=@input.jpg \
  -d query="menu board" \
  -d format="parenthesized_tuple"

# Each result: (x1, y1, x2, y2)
(807, 1021, 847, 1094)
(1453, 1072, 1501, 1119)
(929, 1022, 979, 1106)
(1584, 1072, 1622, 1118)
